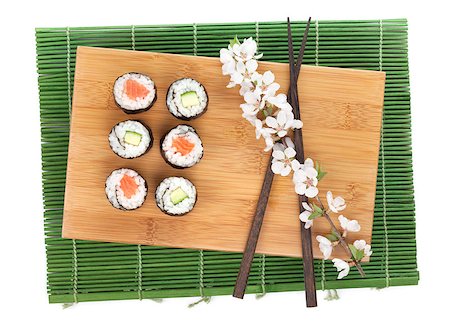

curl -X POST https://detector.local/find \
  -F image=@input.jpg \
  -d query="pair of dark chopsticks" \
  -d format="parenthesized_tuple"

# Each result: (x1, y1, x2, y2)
(233, 18, 317, 307)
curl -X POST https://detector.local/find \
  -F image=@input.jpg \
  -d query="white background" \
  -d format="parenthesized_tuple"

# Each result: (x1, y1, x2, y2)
(0, 0, 448, 325)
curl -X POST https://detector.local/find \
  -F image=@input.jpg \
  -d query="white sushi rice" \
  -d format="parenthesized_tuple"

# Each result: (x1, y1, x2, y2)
(114, 73, 156, 111)
(166, 78, 208, 119)
(155, 177, 197, 215)
(161, 125, 203, 168)
(109, 120, 152, 158)
(105, 168, 147, 210)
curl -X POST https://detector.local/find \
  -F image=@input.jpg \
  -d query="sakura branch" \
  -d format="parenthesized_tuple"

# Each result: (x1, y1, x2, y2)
(220, 37, 373, 279)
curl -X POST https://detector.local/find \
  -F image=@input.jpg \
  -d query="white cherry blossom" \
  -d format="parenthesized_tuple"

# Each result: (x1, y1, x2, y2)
(263, 134, 274, 152)
(338, 215, 361, 233)
(232, 37, 259, 61)
(293, 158, 319, 198)
(271, 143, 300, 176)
(299, 202, 314, 229)
(326, 191, 346, 213)
(316, 235, 333, 260)
(332, 258, 350, 279)
(353, 240, 372, 257)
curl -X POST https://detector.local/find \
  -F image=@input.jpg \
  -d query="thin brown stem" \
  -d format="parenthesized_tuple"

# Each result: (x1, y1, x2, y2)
(315, 196, 366, 277)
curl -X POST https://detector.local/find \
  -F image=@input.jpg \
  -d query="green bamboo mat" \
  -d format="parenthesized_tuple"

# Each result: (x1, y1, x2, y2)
(36, 19, 418, 304)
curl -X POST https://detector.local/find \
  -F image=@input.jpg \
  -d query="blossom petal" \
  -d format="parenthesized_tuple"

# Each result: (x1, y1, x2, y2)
(236, 60, 246, 74)
(280, 165, 291, 177)
(262, 71, 275, 84)
(304, 158, 314, 168)
(293, 169, 307, 183)
(305, 186, 319, 198)
(240, 103, 258, 115)
(265, 116, 278, 128)
(353, 240, 366, 251)
(304, 220, 313, 229)
(263, 135, 274, 151)
(333, 259, 350, 279)
(292, 119, 303, 129)
(272, 142, 285, 152)
(246, 59, 258, 73)
(277, 130, 287, 138)
(302, 202, 312, 211)
(319, 243, 332, 260)
(231, 72, 244, 84)
(295, 182, 307, 195)
(284, 137, 295, 149)
(265, 82, 280, 95)
(299, 211, 311, 223)
(347, 220, 361, 232)
(316, 235, 331, 246)
(284, 147, 296, 159)
(338, 215, 349, 229)
(277, 110, 287, 126)
(291, 159, 301, 171)
(272, 150, 285, 160)
(305, 167, 318, 179)
(271, 161, 284, 174)
(220, 48, 233, 63)
(364, 244, 373, 257)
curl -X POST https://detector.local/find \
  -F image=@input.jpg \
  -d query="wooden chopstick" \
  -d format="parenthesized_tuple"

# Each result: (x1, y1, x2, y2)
(233, 155, 274, 299)
(287, 17, 317, 307)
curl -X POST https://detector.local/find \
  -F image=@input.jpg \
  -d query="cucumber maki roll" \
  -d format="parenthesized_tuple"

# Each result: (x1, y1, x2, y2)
(155, 177, 197, 216)
(113, 72, 157, 114)
(166, 78, 208, 120)
(105, 168, 147, 210)
(109, 120, 153, 159)
(160, 125, 203, 169)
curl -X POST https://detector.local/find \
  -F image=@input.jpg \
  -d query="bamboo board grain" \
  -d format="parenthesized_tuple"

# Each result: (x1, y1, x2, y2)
(62, 46, 385, 260)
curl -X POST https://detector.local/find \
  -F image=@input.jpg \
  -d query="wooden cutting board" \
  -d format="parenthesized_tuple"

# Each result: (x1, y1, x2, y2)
(62, 46, 385, 260)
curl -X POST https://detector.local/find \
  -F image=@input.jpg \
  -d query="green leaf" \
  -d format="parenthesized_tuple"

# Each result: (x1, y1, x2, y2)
(348, 245, 364, 261)
(314, 161, 327, 181)
(355, 250, 365, 261)
(317, 171, 327, 181)
(312, 203, 323, 215)
(229, 35, 240, 47)
(308, 210, 322, 220)
(332, 231, 341, 240)
(326, 233, 339, 242)
(349, 244, 358, 259)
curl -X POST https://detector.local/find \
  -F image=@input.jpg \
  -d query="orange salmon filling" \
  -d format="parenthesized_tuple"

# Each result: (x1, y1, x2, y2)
(120, 174, 138, 198)
(124, 79, 150, 100)
(172, 136, 195, 156)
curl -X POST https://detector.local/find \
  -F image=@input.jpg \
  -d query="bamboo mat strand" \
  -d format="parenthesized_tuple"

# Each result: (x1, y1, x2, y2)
(36, 19, 418, 303)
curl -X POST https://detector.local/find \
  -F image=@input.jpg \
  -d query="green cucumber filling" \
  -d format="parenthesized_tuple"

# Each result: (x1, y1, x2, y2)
(180, 91, 200, 108)
(170, 187, 188, 205)
(124, 131, 142, 146)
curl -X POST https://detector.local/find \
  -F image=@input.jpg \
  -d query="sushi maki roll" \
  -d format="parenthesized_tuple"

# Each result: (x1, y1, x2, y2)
(109, 120, 153, 159)
(160, 125, 203, 169)
(113, 72, 157, 114)
(166, 78, 208, 120)
(155, 177, 197, 216)
(105, 168, 147, 210)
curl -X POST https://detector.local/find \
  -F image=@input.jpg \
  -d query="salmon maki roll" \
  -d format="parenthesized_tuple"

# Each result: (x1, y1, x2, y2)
(160, 125, 203, 169)
(105, 168, 147, 210)
(113, 73, 157, 114)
